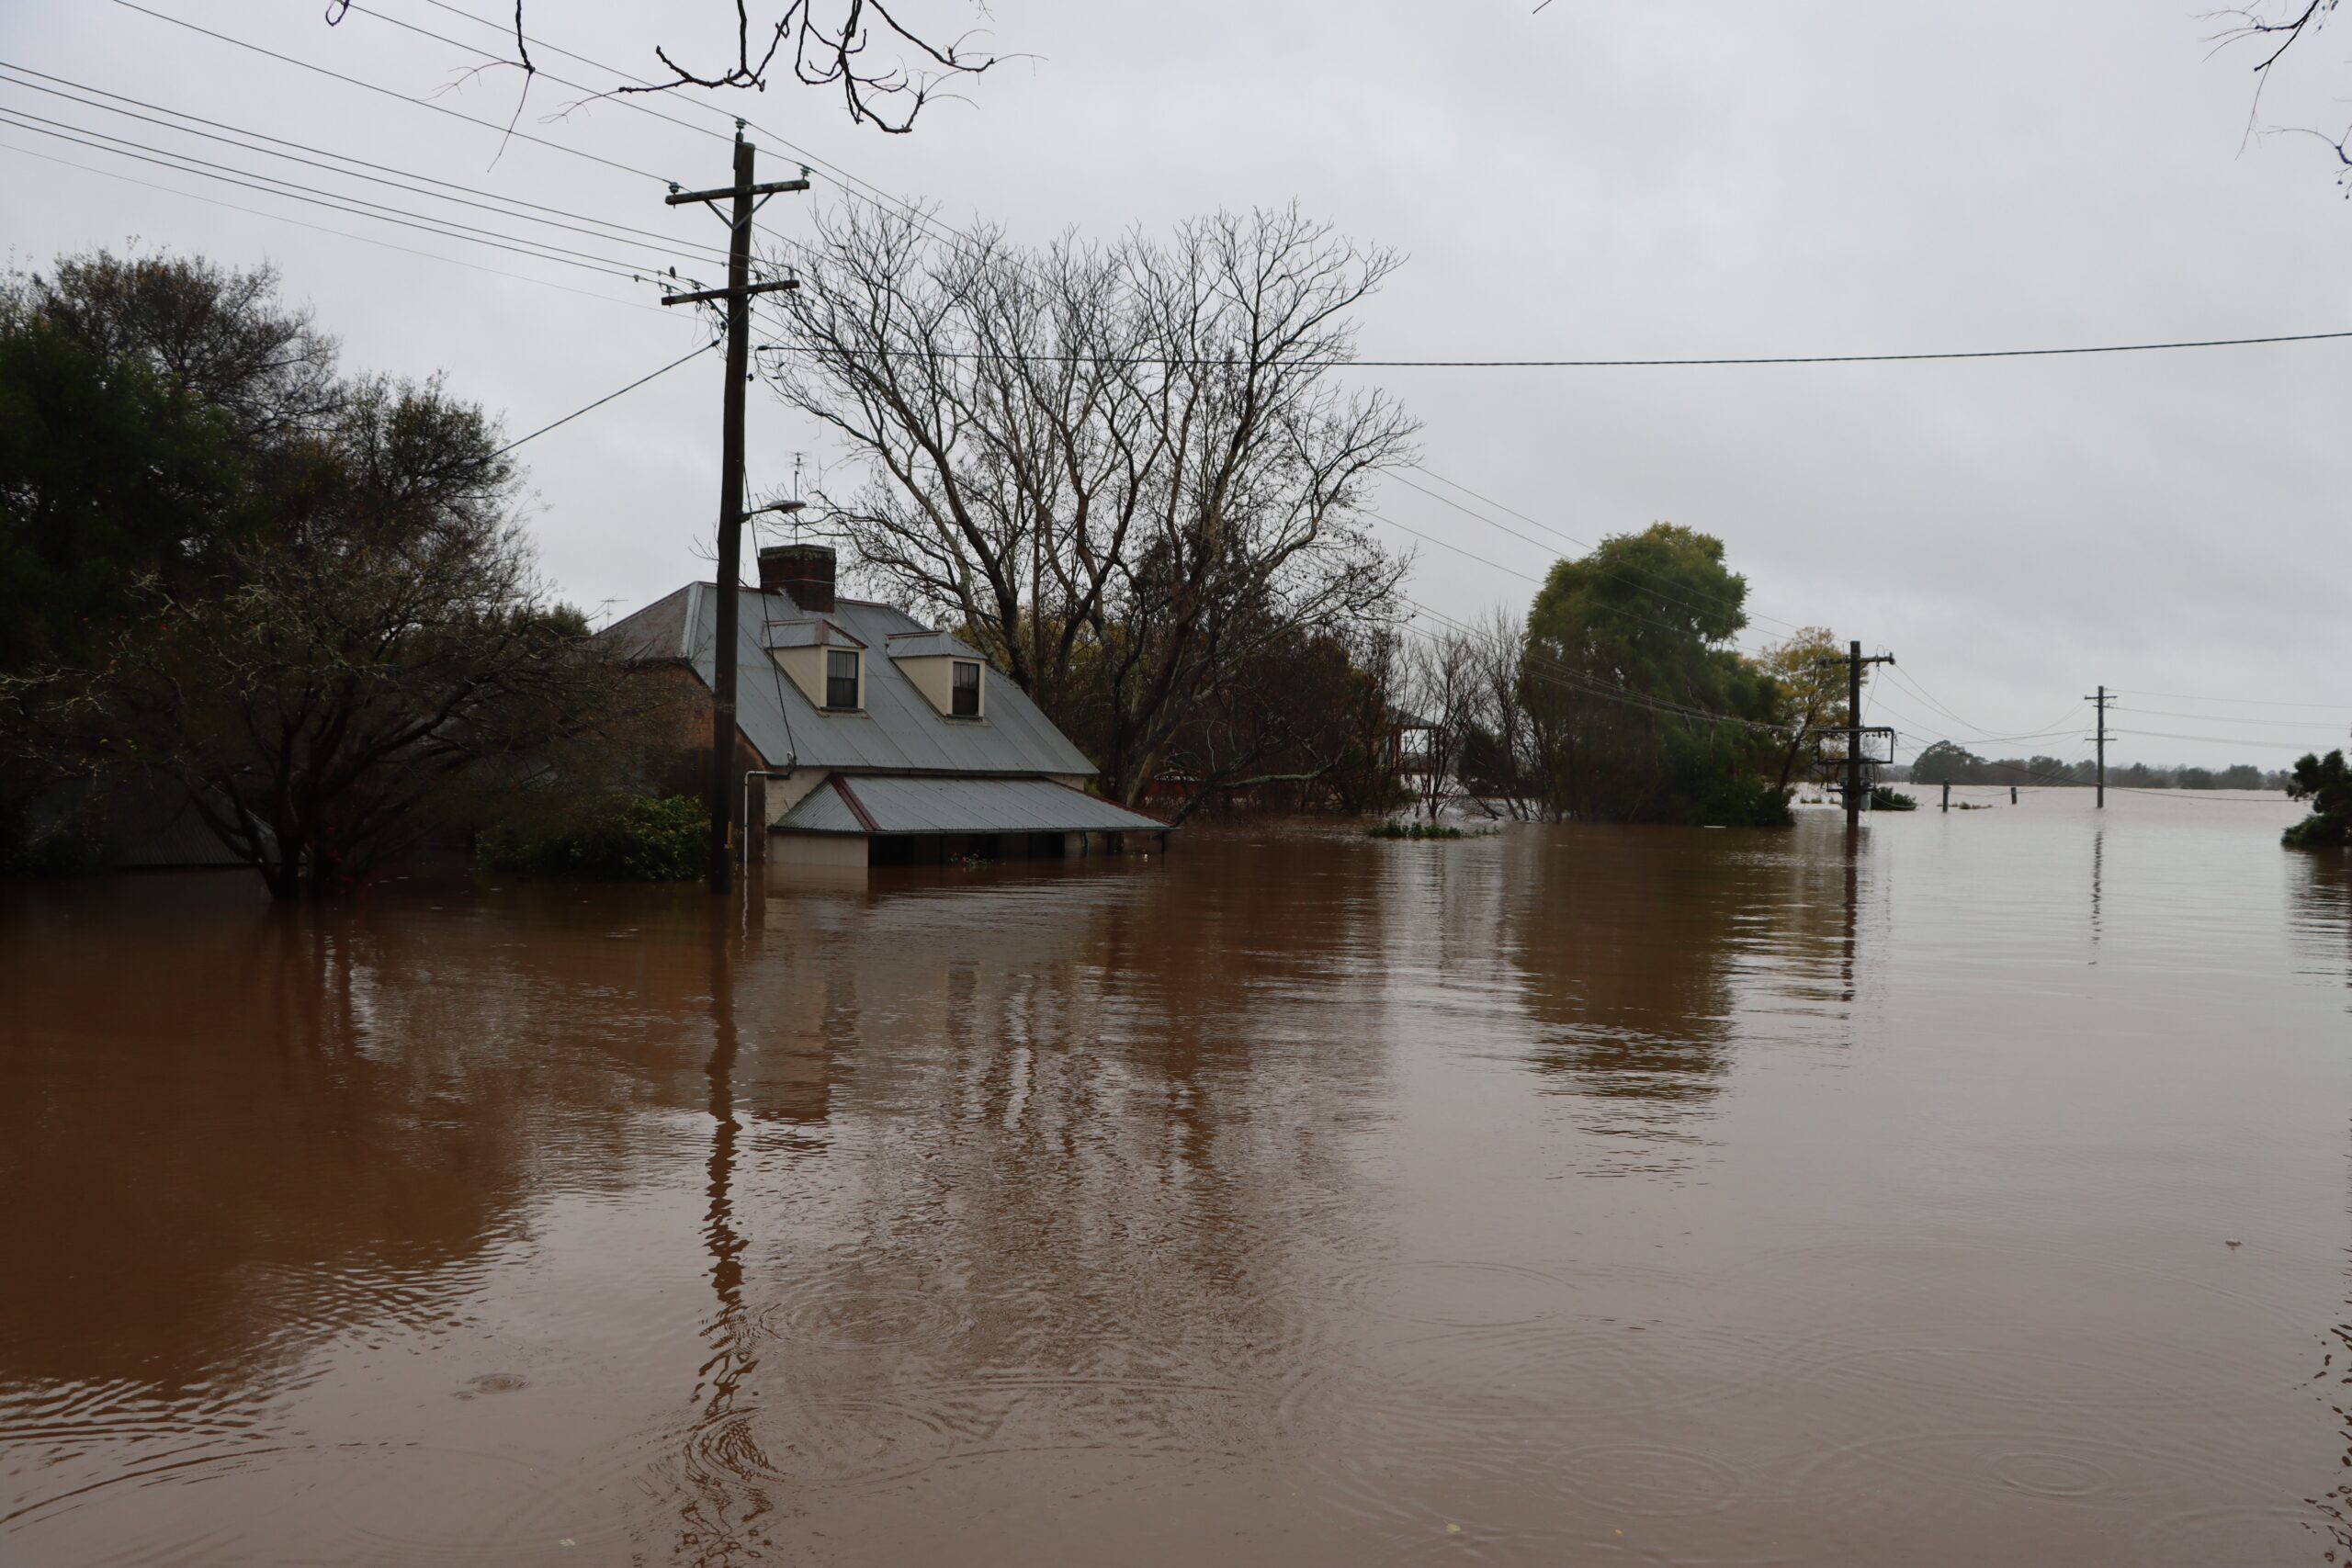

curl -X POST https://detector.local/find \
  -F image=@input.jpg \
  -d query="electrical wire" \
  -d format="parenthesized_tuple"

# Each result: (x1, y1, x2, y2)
(123, 0, 2352, 379)
(108, 0, 678, 186)
(1396, 466, 1812, 636)
(0, 105, 674, 282)
(0, 136, 672, 315)
(2109, 728, 2335, 750)
(747, 330, 2352, 371)
(0, 62, 734, 266)
(2110, 688, 2352, 711)
(2109, 705, 2352, 728)
(491, 340, 715, 457)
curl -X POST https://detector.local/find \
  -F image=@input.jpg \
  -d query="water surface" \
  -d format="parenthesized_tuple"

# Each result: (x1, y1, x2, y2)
(4, 789, 2347, 1564)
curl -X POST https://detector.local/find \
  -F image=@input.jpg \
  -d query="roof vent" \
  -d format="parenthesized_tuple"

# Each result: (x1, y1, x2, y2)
(757, 543, 835, 612)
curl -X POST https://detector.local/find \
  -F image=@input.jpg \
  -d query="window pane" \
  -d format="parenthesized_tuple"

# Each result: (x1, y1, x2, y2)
(952, 661, 979, 716)
(826, 650, 858, 709)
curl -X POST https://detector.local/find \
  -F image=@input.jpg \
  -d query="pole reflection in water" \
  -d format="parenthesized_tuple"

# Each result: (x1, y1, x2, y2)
(1, 799, 2346, 1568)
(2090, 825, 2106, 960)
(673, 912, 770, 1563)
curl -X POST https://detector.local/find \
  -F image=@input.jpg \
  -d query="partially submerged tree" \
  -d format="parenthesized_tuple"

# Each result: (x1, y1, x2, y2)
(767, 203, 1417, 806)
(1521, 525, 1788, 825)
(2285, 749, 2352, 848)
(4, 251, 641, 895)
(35, 378, 632, 897)
(1759, 626, 1852, 794)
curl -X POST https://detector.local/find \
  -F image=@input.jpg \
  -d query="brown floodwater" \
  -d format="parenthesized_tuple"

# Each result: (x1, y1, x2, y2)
(3, 789, 2348, 1565)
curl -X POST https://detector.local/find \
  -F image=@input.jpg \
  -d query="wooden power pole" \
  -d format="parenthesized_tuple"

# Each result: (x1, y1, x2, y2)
(2086, 684, 2112, 808)
(1818, 640, 1896, 828)
(662, 127, 806, 893)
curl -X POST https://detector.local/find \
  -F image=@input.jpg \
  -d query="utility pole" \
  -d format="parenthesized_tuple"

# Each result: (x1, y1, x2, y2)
(1816, 640, 1897, 829)
(662, 127, 807, 894)
(2086, 684, 2112, 808)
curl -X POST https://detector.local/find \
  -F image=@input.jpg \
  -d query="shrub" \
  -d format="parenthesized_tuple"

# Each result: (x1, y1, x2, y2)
(1690, 773, 1795, 828)
(1366, 819, 1487, 840)
(478, 793, 705, 881)
(1871, 785, 1918, 811)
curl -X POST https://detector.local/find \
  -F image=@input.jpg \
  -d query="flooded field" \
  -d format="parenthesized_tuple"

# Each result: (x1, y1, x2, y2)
(4, 789, 2349, 1565)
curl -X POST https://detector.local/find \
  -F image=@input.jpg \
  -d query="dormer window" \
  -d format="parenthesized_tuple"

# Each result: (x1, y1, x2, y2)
(826, 649, 860, 710)
(952, 660, 981, 717)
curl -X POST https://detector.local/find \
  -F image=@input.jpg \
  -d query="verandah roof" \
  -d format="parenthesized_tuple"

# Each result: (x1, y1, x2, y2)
(775, 774, 1168, 837)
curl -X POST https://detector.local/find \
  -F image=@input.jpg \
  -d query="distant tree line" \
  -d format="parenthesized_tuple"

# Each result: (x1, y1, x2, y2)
(0, 251, 656, 896)
(1894, 740, 2290, 792)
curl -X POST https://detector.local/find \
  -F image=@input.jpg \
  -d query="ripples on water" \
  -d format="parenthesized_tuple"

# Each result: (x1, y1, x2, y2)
(2, 790, 2347, 1565)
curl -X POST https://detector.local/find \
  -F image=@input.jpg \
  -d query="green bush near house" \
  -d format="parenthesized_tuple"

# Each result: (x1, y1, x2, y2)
(478, 793, 705, 881)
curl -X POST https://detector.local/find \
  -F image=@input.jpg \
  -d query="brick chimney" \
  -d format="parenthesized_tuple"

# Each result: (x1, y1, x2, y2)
(758, 543, 835, 612)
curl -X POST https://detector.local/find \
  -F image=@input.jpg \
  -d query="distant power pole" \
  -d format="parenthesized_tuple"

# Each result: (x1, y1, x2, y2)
(2086, 684, 2113, 808)
(662, 126, 808, 894)
(1818, 640, 1897, 829)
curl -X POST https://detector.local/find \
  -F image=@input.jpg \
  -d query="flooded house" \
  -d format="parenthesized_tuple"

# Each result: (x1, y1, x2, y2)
(602, 544, 1169, 874)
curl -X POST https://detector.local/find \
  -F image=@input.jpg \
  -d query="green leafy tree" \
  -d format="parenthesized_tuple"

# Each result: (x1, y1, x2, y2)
(1760, 626, 1853, 792)
(2285, 750, 2352, 849)
(1521, 524, 1788, 825)
(3, 251, 642, 896)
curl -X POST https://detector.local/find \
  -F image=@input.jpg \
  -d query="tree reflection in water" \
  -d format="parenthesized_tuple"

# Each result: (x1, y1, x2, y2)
(1498, 820, 1855, 1168)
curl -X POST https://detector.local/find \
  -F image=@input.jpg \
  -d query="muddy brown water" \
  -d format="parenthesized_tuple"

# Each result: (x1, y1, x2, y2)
(3, 790, 2348, 1565)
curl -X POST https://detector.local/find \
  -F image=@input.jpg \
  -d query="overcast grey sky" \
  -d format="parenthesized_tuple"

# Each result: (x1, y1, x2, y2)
(3, 0, 2346, 768)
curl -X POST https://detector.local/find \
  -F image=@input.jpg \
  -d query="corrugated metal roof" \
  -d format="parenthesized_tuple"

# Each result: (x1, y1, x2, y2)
(882, 630, 981, 660)
(762, 617, 865, 649)
(776, 774, 1168, 836)
(601, 583, 1099, 776)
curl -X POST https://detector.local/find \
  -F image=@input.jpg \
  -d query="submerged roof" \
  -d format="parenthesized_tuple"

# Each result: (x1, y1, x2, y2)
(778, 774, 1167, 837)
(602, 583, 1096, 776)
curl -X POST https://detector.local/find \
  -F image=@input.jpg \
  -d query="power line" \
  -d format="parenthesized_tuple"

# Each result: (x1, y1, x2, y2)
(0, 61, 734, 267)
(2109, 704, 2352, 728)
(393, 0, 986, 273)
(1400, 595, 1787, 732)
(0, 104, 674, 282)
(2109, 728, 2335, 750)
(1397, 466, 1811, 636)
(0, 137, 671, 315)
(109, 0, 677, 186)
(749, 328, 2352, 371)
(132, 1, 2352, 386)
(2110, 688, 2352, 711)
(491, 341, 715, 457)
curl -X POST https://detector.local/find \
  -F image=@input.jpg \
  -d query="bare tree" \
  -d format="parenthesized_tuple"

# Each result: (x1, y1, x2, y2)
(338, 1, 1000, 133)
(1462, 609, 1544, 821)
(1405, 623, 1484, 818)
(2205, 1, 2352, 185)
(765, 203, 1418, 807)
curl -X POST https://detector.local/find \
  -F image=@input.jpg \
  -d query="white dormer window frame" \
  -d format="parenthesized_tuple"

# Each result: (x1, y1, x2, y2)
(824, 648, 862, 711)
